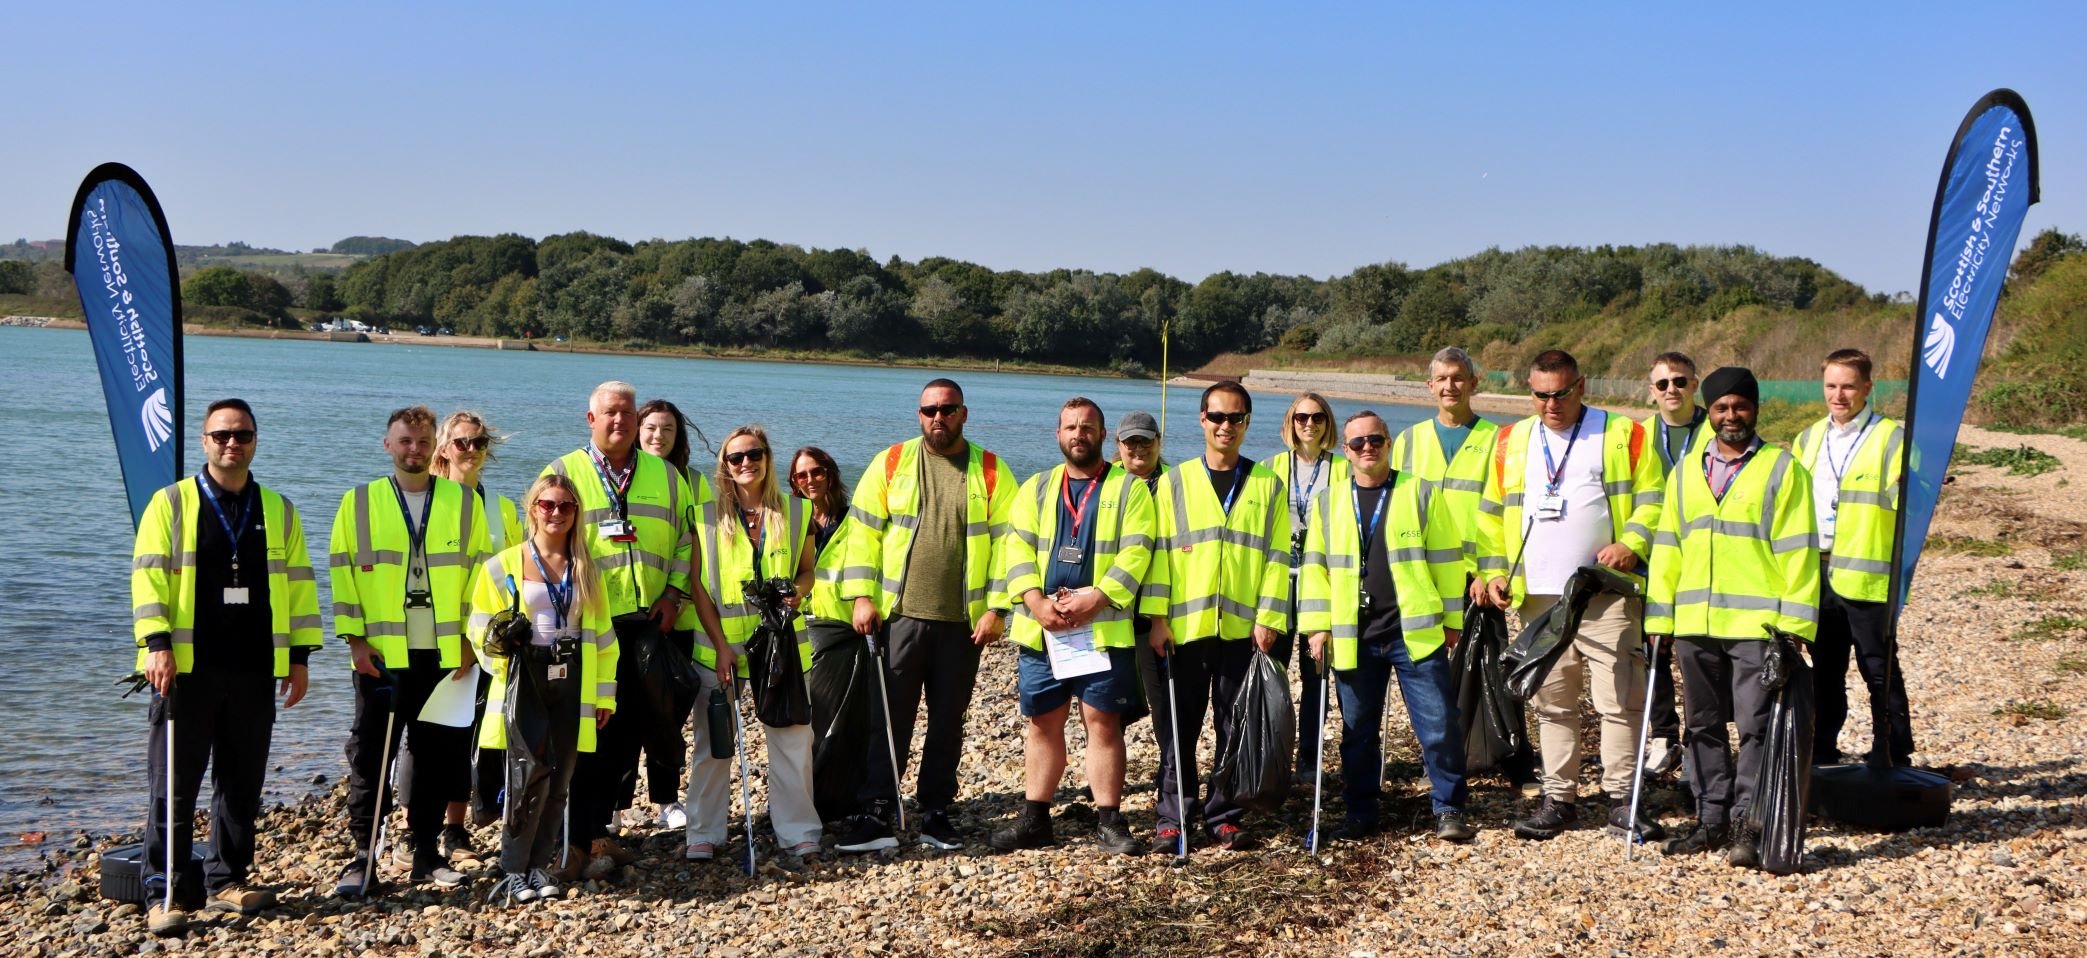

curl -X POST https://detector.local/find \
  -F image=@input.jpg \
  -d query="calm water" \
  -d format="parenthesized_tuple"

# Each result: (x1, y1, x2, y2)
(0, 325, 1448, 862)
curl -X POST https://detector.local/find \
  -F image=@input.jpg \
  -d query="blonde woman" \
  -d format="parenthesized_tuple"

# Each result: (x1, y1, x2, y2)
(685, 426, 821, 861)
(428, 410, 524, 859)
(468, 474, 617, 904)
(1267, 391, 1348, 783)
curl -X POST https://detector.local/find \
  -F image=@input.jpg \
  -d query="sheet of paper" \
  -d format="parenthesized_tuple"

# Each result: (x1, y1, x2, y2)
(1044, 626, 1110, 681)
(417, 664, 482, 727)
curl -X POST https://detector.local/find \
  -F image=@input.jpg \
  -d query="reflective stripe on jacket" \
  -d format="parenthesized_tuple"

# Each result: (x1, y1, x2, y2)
(327, 477, 487, 668)
(466, 545, 617, 753)
(1297, 472, 1465, 667)
(1475, 413, 1661, 605)
(840, 438, 1017, 625)
(545, 448, 695, 617)
(1391, 416, 1501, 576)
(1645, 442, 1821, 642)
(132, 477, 322, 678)
(1792, 415, 1903, 603)
(1145, 457, 1291, 643)
(696, 494, 814, 673)
(998, 465, 1158, 651)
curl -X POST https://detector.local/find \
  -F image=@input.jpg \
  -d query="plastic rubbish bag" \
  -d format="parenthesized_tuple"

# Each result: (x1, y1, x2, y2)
(743, 577, 812, 728)
(807, 625, 874, 821)
(1504, 565, 1645, 702)
(1452, 604, 1527, 772)
(1750, 627, 1814, 875)
(621, 616, 702, 729)
(1212, 650, 1295, 813)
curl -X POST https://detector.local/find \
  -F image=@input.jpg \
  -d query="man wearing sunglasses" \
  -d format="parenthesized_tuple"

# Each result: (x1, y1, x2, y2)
(1637, 351, 1706, 782)
(330, 405, 491, 896)
(1475, 350, 1664, 842)
(1300, 412, 1475, 843)
(837, 379, 1017, 853)
(133, 399, 322, 935)
(541, 381, 713, 879)
(1143, 382, 1290, 852)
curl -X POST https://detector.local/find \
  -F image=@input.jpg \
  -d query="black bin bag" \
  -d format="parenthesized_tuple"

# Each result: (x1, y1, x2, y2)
(1504, 565, 1645, 702)
(1212, 650, 1295, 813)
(622, 615, 702, 729)
(807, 626, 874, 821)
(1452, 604, 1526, 772)
(743, 577, 813, 728)
(1751, 628, 1815, 875)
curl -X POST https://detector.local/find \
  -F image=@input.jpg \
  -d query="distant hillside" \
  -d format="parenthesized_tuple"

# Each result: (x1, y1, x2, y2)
(0, 238, 364, 278)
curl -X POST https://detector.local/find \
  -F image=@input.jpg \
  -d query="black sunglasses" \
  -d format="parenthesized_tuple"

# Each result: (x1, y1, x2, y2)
(1203, 411, 1249, 425)
(1652, 376, 1692, 392)
(205, 429, 256, 445)
(449, 435, 490, 451)
(1345, 434, 1388, 450)
(1291, 411, 1327, 426)
(725, 448, 768, 466)
(919, 403, 963, 419)
(1532, 378, 1584, 402)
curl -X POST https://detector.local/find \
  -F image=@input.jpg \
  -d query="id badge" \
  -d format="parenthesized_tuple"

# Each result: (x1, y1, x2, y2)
(598, 519, 635, 541)
(1056, 545, 1084, 564)
(547, 663, 569, 681)
(1534, 492, 1566, 521)
(222, 587, 251, 605)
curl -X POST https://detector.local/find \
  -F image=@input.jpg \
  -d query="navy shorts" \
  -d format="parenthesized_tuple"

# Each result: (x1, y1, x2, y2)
(1017, 645, 1138, 717)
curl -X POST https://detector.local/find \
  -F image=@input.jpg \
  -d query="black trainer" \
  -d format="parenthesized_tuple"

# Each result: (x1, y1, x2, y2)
(918, 808, 964, 851)
(1512, 796, 1577, 840)
(1095, 819, 1141, 855)
(1150, 825, 1188, 856)
(334, 856, 377, 898)
(411, 853, 466, 889)
(1659, 821, 1729, 856)
(987, 812, 1054, 852)
(440, 824, 479, 863)
(1606, 803, 1666, 844)
(1329, 819, 1379, 842)
(834, 815, 899, 853)
(1435, 811, 1476, 843)
(1726, 824, 1761, 869)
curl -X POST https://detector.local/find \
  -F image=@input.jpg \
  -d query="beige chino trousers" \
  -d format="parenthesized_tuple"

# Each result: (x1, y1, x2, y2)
(1519, 592, 1645, 802)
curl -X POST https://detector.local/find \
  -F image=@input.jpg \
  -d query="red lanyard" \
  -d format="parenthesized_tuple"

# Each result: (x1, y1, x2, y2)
(1061, 464, 1108, 540)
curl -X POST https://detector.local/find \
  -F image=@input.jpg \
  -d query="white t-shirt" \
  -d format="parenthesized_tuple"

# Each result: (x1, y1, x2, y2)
(1520, 408, 1614, 596)
(404, 488, 438, 651)
(1809, 406, 1877, 552)
(521, 580, 578, 646)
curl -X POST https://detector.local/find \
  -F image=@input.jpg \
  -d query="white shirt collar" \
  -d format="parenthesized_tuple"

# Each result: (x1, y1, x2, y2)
(1827, 404, 1872, 435)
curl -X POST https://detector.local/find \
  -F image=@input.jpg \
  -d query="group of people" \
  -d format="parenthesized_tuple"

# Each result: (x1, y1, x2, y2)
(128, 348, 1914, 935)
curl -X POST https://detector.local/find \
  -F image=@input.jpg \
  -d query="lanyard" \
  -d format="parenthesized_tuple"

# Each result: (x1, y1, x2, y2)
(1539, 413, 1587, 494)
(1353, 481, 1390, 559)
(197, 475, 254, 579)
(740, 506, 766, 561)
(588, 444, 634, 519)
(1704, 445, 1755, 501)
(388, 477, 433, 567)
(1660, 413, 1701, 469)
(1218, 461, 1246, 515)
(1825, 411, 1877, 487)
(1290, 455, 1324, 525)
(1061, 464, 1108, 542)
(527, 542, 573, 630)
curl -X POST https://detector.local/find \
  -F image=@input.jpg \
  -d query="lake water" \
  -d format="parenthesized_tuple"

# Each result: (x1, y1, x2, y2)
(0, 325, 1453, 863)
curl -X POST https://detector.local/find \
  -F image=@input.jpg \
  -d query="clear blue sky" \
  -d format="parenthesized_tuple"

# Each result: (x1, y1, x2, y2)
(8, 2, 2081, 295)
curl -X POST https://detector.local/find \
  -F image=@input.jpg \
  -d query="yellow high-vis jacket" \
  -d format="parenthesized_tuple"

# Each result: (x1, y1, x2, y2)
(328, 477, 488, 668)
(997, 464, 1158, 651)
(466, 545, 618, 753)
(1792, 413, 1903, 604)
(841, 438, 1017, 625)
(695, 494, 815, 673)
(544, 447, 696, 618)
(132, 477, 322, 677)
(1475, 412, 1662, 605)
(1145, 456, 1291, 643)
(1646, 441, 1821, 642)
(1297, 472, 1466, 666)
(1391, 416, 1502, 576)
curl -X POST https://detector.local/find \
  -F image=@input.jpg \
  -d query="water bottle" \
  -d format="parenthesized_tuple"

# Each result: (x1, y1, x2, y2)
(707, 687, 734, 759)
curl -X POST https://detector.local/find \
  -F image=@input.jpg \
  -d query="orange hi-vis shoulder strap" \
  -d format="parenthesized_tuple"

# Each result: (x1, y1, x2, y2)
(1625, 419, 1645, 473)
(1493, 422, 1518, 490)
(883, 442, 998, 512)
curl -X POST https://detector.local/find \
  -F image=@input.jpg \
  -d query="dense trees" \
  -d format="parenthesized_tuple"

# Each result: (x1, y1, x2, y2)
(180, 266, 292, 318)
(330, 236, 419, 256)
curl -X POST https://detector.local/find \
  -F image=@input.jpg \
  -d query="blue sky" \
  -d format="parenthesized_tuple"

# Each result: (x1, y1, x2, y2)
(8, 2, 2081, 294)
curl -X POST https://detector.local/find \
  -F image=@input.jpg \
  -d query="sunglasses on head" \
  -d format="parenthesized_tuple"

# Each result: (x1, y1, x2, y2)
(533, 499, 578, 516)
(791, 466, 830, 482)
(1291, 411, 1327, 426)
(725, 448, 768, 466)
(1345, 434, 1387, 450)
(919, 403, 963, 419)
(1531, 378, 1583, 403)
(1652, 376, 1691, 392)
(1203, 411, 1249, 426)
(205, 429, 256, 445)
(449, 435, 490, 451)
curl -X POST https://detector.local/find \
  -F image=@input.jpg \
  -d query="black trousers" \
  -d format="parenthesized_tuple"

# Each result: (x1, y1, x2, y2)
(571, 616, 668, 842)
(1676, 638, 1773, 828)
(469, 668, 505, 822)
(144, 667, 275, 898)
(345, 650, 470, 862)
(859, 615, 982, 814)
(1138, 637, 1255, 834)
(1646, 651, 1683, 745)
(1811, 572, 1913, 762)
(639, 629, 699, 807)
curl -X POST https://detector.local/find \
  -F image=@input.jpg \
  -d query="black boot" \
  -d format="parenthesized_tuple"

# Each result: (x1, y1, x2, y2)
(987, 806, 1054, 852)
(1512, 796, 1576, 840)
(1660, 821, 1729, 856)
(1606, 803, 1666, 843)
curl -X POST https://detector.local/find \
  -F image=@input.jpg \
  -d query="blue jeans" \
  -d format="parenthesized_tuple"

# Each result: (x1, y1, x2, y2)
(1335, 636, 1467, 821)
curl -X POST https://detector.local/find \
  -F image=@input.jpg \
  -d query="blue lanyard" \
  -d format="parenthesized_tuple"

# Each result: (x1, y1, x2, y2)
(1352, 480, 1390, 558)
(528, 542, 573, 630)
(587, 444, 634, 519)
(1291, 455, 1324, 525)
(1539, 413, 1587, 494)
(1825, 411, 1877, 487)
(197, 475, 254, 578)
(388, 477, 432, 562)
(1219, 461, 1246, 516)
(1659, 413, 1702, 469)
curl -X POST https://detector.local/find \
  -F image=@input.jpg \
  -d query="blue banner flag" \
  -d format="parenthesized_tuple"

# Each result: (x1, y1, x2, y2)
(1892, 91, 2040, 614)
(64, 163, 185, 527)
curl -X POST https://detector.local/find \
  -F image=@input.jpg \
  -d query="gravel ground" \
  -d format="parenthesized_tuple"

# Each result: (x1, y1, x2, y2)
(6, 427, 2085, 957)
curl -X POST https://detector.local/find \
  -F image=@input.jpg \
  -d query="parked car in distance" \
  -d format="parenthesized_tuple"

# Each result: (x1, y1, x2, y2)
(436, 326, 454, 336)
(416, 325, 434, 336)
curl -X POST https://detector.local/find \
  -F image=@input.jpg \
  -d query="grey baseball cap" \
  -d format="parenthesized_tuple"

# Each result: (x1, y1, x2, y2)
(1116, 411, 1159, 441)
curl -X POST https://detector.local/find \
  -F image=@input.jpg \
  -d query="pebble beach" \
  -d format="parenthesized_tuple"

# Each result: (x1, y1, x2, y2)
(4, 423, 2083, 957)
